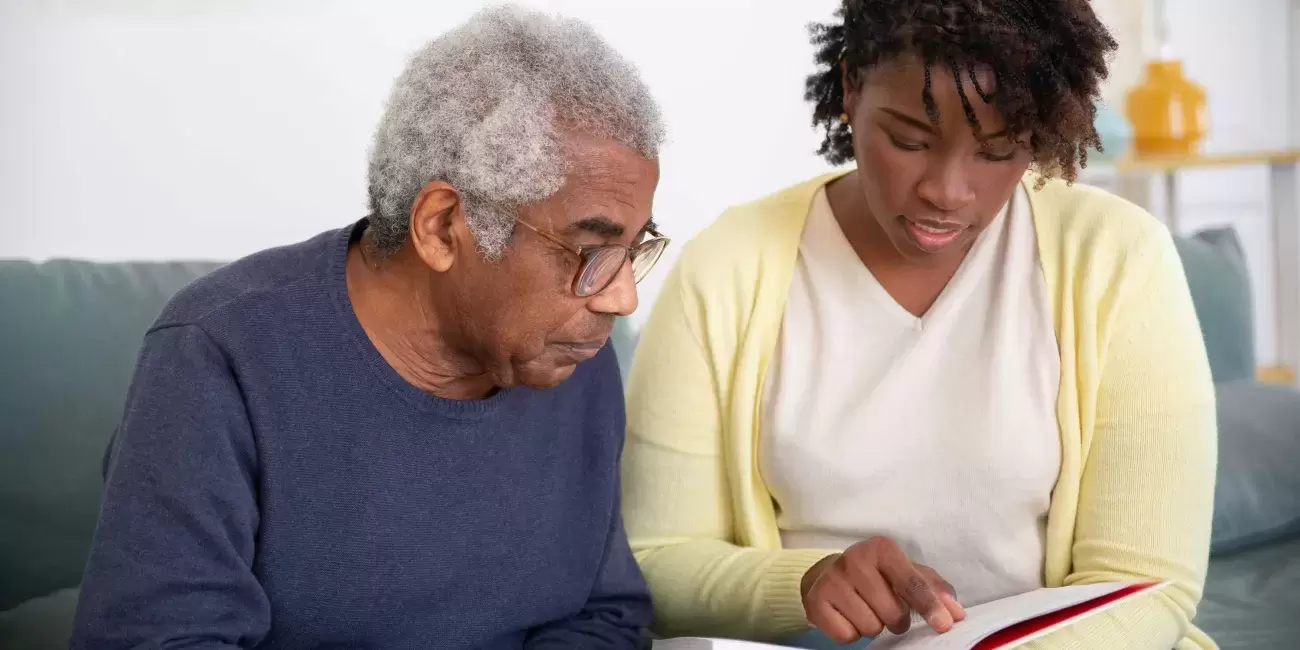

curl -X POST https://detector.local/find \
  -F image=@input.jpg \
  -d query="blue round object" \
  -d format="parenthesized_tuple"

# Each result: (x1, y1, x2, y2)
(1090, 104, 1131, 162)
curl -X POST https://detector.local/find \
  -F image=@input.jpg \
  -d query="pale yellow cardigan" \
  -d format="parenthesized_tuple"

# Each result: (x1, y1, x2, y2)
(621, 171, 1218, 649)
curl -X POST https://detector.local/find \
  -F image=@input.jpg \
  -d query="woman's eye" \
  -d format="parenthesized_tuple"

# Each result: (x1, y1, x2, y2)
(888, 135, 926, 152)
(978, 150, 1018, 162)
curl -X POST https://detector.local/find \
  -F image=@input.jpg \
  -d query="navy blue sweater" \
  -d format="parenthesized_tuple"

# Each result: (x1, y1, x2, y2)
(71, 222, 651, 649)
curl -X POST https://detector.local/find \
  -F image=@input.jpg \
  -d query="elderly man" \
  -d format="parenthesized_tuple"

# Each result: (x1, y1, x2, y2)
(70, 6, 666, 649)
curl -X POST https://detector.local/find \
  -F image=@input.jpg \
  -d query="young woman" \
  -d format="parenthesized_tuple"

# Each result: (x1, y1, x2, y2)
(621, 1, 1217, 648)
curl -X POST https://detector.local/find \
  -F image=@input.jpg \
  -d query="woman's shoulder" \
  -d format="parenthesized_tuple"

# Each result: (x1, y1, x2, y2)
(1027, 173, 1174, 275)
(697, 172, 841, 241)
(675, 171, 844, 278)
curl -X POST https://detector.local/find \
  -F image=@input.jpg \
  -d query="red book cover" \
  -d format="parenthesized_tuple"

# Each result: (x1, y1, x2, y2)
(971, 583, 1159, 650)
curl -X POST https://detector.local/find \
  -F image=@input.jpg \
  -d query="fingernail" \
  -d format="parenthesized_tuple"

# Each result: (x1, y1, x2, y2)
(943, 593, 967, 620)
(928, 610, 954, 632)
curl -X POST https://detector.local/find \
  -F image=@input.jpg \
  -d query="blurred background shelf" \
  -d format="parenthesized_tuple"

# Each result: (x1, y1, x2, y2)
(1083, 147, 1300, 389)
(1257, 364, 1297, 385)
(1112, 148, 1300, 173)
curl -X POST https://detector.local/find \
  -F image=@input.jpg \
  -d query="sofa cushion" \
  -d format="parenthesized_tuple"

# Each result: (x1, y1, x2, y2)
(1172, 227, 1255, 383)
(0, 259, 222, 610)
(1211, 379, 1300, 555)
(610, 318, 639, 384)
(0, 587, 79, 650)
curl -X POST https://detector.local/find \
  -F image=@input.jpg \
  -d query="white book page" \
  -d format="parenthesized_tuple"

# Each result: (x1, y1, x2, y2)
(863, 581, 1169, 650)
(651, 581, 1167, 650)
(653, 639, 789, 650)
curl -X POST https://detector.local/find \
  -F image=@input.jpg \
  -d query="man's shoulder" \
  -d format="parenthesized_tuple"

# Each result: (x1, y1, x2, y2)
(154, 226, 348, 331)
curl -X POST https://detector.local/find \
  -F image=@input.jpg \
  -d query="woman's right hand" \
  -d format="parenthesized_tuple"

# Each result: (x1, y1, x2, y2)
(800, 536, 967, 644)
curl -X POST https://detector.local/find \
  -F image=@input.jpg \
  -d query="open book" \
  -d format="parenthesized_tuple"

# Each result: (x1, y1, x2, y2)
(652, 580, 1169, 650)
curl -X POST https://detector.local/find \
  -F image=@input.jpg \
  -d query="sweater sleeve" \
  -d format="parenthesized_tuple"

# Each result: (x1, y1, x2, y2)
(622, 259, 836, 641)
(1025, 226, 1218, 649)
(525, 452, 654, 648)
(71, 324, 269, 650)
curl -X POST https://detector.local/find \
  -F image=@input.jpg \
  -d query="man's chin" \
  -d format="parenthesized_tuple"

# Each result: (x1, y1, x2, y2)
(512, 361, 579, 390)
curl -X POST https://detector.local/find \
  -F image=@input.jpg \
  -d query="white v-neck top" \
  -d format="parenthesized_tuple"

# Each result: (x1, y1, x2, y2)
(760, 187, 1062, 607)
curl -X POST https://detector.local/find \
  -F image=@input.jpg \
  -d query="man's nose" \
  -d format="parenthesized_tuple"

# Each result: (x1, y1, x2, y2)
(587, 259, 638, 317)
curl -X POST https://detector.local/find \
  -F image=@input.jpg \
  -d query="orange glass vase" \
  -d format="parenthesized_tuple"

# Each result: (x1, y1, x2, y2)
(1124, 60, 1209, 156)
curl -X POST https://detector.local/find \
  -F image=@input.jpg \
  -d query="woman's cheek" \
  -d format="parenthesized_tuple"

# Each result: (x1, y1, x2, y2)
(859, 133, 915, 214)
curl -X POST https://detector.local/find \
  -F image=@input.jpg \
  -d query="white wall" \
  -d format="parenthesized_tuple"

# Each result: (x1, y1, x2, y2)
(1159, 0, 1295, 364)
(1093, 0, 1147, 108)
(0, 0, 842, 323)
(1, 0, 1291, 347)
(1292, 0, 1300, 144)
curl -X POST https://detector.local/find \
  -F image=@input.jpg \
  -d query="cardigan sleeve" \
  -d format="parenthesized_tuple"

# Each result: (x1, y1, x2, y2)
(1026, 224, 1218, 650)
(621, 255, 835, 642)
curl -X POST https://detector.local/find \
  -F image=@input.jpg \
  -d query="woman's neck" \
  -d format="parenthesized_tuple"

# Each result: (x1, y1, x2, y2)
(824, 171, 969, 317)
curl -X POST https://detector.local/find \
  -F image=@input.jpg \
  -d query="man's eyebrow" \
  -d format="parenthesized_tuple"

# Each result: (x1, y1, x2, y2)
(568, 216, 625, 237)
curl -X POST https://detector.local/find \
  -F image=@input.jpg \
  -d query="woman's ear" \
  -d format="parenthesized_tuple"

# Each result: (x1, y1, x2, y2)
(840, 59, 860, 121)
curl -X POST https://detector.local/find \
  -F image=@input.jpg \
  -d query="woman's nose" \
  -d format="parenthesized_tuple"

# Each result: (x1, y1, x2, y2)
(916, 160, 976, 213)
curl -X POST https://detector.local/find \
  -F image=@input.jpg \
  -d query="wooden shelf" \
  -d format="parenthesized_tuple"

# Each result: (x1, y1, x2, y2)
(1257, 364, 1296, 385)
(1112, 148, 1300, 173)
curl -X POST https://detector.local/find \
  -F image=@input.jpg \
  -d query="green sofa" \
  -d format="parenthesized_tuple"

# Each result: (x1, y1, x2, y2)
(0, 260, 226, 647)
(2, 225, 1297, 648)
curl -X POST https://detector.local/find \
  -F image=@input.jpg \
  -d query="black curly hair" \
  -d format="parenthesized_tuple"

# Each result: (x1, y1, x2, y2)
(805, 0, 1118, 183)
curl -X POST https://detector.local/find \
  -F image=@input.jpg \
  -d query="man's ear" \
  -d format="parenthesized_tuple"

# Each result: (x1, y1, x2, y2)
(408, 181, 462, 273)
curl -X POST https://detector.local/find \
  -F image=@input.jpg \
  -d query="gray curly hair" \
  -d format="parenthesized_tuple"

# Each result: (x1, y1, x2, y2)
(366, 4, 666, 258)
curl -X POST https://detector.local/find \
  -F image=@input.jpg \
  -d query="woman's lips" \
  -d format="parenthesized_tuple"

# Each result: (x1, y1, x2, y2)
(900, 216, 967, 254)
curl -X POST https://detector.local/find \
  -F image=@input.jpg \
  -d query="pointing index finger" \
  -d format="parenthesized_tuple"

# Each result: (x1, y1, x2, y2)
(876, 544, 954, 633)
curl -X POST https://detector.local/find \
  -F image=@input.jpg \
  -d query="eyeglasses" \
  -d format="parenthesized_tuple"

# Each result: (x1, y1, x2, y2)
(514, 219, 670, 297)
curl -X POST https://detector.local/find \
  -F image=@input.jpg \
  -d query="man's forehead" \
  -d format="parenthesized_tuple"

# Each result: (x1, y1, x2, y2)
(564, 152, 653, 192)
(541, 132, 657, 234)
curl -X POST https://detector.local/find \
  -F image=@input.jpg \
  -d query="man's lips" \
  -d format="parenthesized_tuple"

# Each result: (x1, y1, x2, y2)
(551, 340, 606, 360)
(553, 341, 605, 351)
